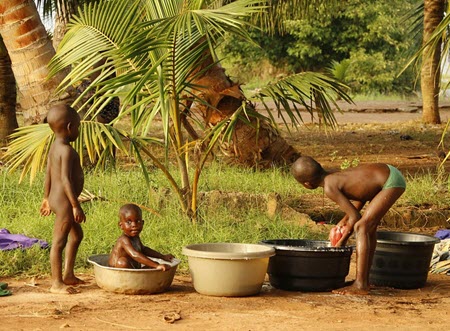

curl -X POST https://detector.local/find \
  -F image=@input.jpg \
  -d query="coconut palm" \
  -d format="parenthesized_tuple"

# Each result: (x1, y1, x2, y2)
(0, 36, 18, 144)
(404, 0, 446, 124)
(5, 0, 350, 220)
(0, 0, 72, 125)
(420, 0, 445, 124)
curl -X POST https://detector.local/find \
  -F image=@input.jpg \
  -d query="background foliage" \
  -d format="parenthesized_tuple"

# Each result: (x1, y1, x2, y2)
(220, 0, 419, 95)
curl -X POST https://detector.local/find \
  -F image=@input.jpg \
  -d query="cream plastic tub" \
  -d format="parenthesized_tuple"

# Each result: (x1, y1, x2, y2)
(182, 243, 275, 296)
(88, 254, 180, 294)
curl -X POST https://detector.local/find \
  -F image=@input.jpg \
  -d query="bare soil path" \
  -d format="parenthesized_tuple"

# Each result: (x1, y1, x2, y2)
(1, 267, 449, 331)
(2, 100, 450, 331)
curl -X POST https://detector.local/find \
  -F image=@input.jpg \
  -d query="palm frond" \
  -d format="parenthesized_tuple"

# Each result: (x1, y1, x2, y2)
(253, 72, 352, 129)
(36, 0, 82, 21)
(48, 0, 267, 130)
(48, 0, 144, 91)
(404, 1, 423, 44)
(402, 1, 448, 79)
(250, 0, 340, 34)
(74, 120, 129, 167)
(4, 124, 53, 183)
(4, 120, 130, 183)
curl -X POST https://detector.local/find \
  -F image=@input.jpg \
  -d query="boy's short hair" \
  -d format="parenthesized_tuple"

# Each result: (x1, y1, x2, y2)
(45, 104, 78, 131)
(291, 156, 323, 182)
(119, 204, 142, 218)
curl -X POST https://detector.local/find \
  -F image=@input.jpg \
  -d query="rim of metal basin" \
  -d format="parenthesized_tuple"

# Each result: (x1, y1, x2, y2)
(88, 254, 181, 272)
(376, 231, 440, 246)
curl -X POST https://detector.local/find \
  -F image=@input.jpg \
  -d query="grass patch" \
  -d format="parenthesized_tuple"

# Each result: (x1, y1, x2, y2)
(0, 163, 314, 277)
(403, 171, 450, 208)
(0, 162, 447, 277)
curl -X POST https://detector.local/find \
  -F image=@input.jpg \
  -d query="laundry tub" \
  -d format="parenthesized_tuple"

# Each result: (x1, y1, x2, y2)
(369, 231, 440, 289)
(262, 239, 353, 292)
(182, 243, 275, 296)
(88, 254, 180, 294)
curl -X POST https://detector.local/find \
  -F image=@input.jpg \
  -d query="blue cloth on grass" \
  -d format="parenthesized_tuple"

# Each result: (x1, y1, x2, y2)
(0, 228, 48, 251)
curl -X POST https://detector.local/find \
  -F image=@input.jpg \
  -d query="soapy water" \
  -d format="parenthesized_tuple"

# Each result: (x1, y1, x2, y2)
(262, 239, 354, 253)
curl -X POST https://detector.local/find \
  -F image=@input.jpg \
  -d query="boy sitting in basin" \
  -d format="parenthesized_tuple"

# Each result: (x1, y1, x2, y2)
(291, 156, 406, 295)
(109, 204, 174, 270)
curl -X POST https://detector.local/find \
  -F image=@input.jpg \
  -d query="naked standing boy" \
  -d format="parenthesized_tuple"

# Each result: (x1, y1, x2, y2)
(40, 104, 86, 294)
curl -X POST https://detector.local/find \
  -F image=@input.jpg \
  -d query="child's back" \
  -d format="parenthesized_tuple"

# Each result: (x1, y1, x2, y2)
(323, 163, 391, 203)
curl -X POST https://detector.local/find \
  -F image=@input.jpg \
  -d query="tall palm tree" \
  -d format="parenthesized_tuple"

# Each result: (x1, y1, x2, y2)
(0, 0, 71, 125)
(0, 36, 18, 143)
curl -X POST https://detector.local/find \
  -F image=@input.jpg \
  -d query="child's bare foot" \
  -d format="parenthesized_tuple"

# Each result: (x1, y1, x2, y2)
(63, 276, 86, 286)
(50, 283, 79, 294)
(332, 284, 369, 295)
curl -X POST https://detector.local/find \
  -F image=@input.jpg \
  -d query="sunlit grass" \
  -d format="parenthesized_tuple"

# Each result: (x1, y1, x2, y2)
(402, 171, 450, 208)
(0, 163, 314, 277)
(0, 162, 447, 277)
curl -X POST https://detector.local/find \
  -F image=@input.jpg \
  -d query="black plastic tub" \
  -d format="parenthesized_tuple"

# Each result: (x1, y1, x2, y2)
(261, 239, 353, 292)
(369, 231, 440, 289)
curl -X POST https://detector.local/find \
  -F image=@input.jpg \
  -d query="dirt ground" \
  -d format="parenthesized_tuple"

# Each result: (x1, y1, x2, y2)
(2, 100, 450, 331)
(1, 269, 449, 331)
(282, 100, 450, 175)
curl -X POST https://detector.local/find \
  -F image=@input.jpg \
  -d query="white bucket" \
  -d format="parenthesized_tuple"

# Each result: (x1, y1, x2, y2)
(182, 243, 275, 296)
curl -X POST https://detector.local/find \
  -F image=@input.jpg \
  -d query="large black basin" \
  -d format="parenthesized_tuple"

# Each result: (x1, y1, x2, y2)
(369, 231, 440, 289)
(262, 239, 353, 292)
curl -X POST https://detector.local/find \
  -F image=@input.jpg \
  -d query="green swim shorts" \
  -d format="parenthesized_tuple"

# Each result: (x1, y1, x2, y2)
(383, 164, 406, 190)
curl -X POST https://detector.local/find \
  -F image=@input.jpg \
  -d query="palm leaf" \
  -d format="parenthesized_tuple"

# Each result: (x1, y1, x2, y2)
(48, 0, 147, 104)
(73, 121, 129, 166)
(48, 0, 267, 131)
(253, 72, 352, 130)
(4, 120, 130, 183)
(4, 124, 53, 183)
(402, 2, 448, 79)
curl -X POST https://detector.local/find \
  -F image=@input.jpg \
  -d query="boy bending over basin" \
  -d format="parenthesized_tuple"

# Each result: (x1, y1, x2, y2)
(291, 156, 406, 295)
(109, 204, 174, 270)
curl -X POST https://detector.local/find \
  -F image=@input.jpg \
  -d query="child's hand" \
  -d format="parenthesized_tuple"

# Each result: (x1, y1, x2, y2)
(156, 264, 171, 272)
(329, 225, 351, 247)
(40, 199, 51, 216)
(73, 206, 86, 223)
(329, 225, 344, 247)
(163, 254, 175, 262)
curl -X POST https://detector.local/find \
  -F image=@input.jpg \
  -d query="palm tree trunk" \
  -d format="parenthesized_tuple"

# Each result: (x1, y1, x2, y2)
(52, 1, 77, 50)
(0, 36, 18, 144)
(52, 12, 67, 50)
(0, 0, 69, 125)
(188, 57, 300, 168)
(421, 0, 445, 124)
